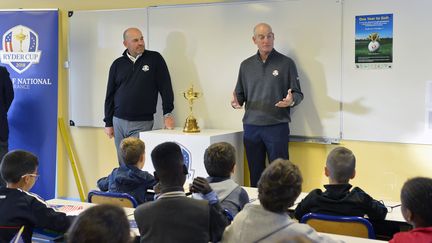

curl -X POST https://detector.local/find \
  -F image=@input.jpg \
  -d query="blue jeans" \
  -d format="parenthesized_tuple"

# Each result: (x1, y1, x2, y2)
(244, 123, 289, 187)
(113, 117, 153, 165)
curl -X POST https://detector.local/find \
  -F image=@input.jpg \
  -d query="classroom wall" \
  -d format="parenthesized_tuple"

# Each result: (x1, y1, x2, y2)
(2, 0, 431, 202)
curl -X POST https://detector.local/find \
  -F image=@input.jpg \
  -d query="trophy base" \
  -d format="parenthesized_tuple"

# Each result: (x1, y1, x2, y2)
(183, 116, 200, 133)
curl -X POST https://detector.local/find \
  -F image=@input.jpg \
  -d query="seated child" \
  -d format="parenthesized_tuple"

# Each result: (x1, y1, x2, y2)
(97, 137, 156, 204)
(222, 159, 339, 243)
(67, 204, 131, 243)
(294, 147, 387, 221)
(134, 142, 229, 243)
(389, 177, 432, 243)
(0, 150, 74, 242)
(198, 142, 249, 217)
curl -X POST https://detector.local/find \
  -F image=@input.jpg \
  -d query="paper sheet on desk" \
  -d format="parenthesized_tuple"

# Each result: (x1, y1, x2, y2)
(129, 219, 137, 228)
(50, 205, 85, 216)
(129, 219, 140, 236)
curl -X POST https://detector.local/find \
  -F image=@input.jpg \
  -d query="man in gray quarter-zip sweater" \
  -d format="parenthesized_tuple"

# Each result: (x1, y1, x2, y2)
(232, 23, 303, 187)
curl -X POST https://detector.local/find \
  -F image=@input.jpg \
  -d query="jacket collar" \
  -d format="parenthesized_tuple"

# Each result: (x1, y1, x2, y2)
(207, 176, 230, 183)
(323, 183, 353, 199)
(255, 48, 277, 62)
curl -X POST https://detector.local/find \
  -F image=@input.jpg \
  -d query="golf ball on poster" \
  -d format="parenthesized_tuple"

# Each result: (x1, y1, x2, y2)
(368, 41, 380, 52)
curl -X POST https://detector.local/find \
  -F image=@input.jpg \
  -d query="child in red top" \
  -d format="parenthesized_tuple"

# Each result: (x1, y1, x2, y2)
(390, 177, 432, 243)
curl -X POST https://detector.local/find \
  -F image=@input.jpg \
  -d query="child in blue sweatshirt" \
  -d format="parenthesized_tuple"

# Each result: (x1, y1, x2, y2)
(97, 137, 156, 205)
(202, 142, 249, 217)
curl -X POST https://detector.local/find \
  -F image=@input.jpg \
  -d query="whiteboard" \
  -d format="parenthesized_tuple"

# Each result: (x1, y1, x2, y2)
(67, 0, 432, 144)
(68, 9, 149, 127)
(68, 0, 342, 141)
(148, 0, 342, 140)
(342, 0, 432, 144)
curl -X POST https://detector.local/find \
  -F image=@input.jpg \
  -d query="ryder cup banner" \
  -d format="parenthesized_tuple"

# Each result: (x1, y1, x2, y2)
(0, 10, 58, 199)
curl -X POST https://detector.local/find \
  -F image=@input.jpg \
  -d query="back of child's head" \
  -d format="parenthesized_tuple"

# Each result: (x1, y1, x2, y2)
(401, 177, 432, 227)
(0, 150, 38, 183)
(151, 142, 185, 185)
(326, 147, 356, 183)
(120, 137, 145, 166)
(204, 142, 236, 177)
(258, 159, 302, 213)
(67, 204, 131, 243)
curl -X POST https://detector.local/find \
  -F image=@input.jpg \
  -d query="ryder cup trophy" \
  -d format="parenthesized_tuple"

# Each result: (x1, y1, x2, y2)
(183, 85, 202, 133)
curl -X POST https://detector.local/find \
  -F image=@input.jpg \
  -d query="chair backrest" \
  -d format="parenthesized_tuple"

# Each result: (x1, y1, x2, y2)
(300, 213, 375, 239)
(87, 190, 138, 208)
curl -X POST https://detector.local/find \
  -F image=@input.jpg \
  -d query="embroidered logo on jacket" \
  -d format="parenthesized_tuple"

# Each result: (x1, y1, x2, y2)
(142, 65, 149, 71)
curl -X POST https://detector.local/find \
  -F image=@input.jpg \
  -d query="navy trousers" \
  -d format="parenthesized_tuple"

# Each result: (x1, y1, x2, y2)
(244, 123, 289, 187)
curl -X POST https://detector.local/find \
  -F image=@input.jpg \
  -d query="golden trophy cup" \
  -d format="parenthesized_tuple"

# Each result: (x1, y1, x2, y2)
(183, 85, 202, 133)
(14, 29, 27, 52)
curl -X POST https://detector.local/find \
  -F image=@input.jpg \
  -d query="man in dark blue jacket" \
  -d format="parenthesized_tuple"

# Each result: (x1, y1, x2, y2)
(97, 137, 156, 204)
(0, 65, 14, 187)
(104, 27, 175, 164)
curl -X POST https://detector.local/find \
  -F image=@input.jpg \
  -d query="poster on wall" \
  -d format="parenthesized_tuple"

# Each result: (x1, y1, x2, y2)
(0, 10, 58, 199)
(355, 13, 393, 69)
